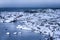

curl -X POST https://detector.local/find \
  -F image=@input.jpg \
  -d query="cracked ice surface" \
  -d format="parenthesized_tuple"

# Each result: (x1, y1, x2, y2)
(0, 9, 60, 40)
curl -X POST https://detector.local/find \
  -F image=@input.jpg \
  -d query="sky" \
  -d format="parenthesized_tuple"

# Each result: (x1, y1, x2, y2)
(0, 0, 60, 8)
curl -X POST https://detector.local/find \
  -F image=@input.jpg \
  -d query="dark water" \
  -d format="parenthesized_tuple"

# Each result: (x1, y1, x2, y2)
(0, 8, 59, 12)
(0, 23, 47, 40)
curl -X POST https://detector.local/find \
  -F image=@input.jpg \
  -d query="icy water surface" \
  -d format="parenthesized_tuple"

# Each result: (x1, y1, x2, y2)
(0, 9, 60, 40)
(0, 23, 47, 40)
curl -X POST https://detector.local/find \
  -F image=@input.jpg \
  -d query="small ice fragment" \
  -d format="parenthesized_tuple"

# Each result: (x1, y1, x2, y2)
(16, 25, 22, 29)
(4, 17, 15, 23)
(6, 32, 10, 35)
(18, 32, 22, 36)
(54, 31, 60, 35)
(16, 25, 32, 31)
(18, 32, 21, 34)
(34, 31, 40, 33)
(5, 20, 11, 23)
(13, 32, 17, 35)
(22, 27, 32, 30)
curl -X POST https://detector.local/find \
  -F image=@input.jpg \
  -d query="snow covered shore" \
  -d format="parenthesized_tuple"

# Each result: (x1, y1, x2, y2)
(0, 9, 60, 40)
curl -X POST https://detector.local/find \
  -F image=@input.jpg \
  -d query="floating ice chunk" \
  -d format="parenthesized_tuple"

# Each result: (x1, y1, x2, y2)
(4, 17, 15, 23)
(50, 25, 58, 31)
(33, 27, 39, 31)
(49, 9, 54, 12)
(18, 32, 21, 34)
(16, 25, 23, 29)
(40, 26, 51, 35)
(13, 32, 17, 35)
(49, 32, 54, 37)
(54, 31, 60, 35)
(22, 27, 32, 30)
(5, 20, 11, 23)
(6, 32, 10, 35)
(18, 32, 22, 36)
(16, 25, 32, 31)
(34, 30, 40, 33)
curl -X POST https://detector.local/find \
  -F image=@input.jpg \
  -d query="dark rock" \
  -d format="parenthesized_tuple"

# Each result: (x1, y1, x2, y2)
(10, 19, 17, 23)
(37, 27, 41, 29)
(40, 23, 44, 26)
(44, 31, 47, 33)
(17, 15, 23, 18)
(50, 37, 53, 40)
(46, 25, 50, 27)
(56, 23, 60, 26)
(47, 37, 53, 40)
(48, 22, 53, 25)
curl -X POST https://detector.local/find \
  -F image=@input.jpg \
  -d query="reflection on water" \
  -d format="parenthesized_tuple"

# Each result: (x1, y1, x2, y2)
(0, 23, 47, 40)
